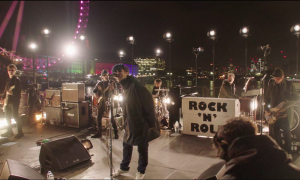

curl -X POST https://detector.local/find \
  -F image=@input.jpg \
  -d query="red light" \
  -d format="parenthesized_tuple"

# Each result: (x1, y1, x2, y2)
(231, 59, 232, 60)
(271, 64, 272, 65)
(238, 66, 239, 67)
(210, 63, 213, 65)
(284, 56, 286, 58)
(281, 51, 283, 53)
(248, 68, 250, 69)
(44, 78, 46, 80)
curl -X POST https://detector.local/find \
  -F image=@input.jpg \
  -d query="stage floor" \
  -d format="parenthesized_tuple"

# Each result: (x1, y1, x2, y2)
(0, 121, 299, 179)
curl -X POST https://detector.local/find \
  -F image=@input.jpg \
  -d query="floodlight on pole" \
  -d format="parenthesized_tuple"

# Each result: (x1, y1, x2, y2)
(126, 36, 135, 73)
(239, 27, 250, 76)
(41, 28, 51, 88)
(193, 47, 204, 87)
(29, 43, 37, 84)
(163, 32, 173, 88)
(65, 45, 76, 56)
(291, 24, 300, 76)
(80, 35, 85, 40)
(119, 50, 125, 63)
(155, 48, 162, 78)
(207, 29, 217, 96)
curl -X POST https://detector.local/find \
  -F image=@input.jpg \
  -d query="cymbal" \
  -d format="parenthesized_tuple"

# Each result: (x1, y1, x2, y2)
(154, 89, 169, 91)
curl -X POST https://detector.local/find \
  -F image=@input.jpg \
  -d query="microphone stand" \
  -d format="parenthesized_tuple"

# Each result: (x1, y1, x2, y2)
(260, 73, 267, 135)
(106, 77, 115, 180)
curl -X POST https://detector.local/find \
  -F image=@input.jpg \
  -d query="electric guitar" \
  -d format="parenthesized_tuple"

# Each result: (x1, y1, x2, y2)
(96, 82, 115, 109)
(1, 85, 15, 112)
(265, 99, 300, 124)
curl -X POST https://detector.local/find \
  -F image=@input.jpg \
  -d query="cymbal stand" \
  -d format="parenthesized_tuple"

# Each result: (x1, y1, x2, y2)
(260, 73, 267, 135)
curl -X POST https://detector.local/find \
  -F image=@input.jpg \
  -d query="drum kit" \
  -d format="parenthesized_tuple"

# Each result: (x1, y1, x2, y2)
(153, 88, 170, 128)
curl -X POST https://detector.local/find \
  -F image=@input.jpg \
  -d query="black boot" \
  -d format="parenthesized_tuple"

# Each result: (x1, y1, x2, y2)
(91, 130, 102, 138)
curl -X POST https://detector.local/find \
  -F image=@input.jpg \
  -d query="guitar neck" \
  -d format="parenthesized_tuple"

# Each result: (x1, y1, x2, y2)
(281, 99, 300, 112)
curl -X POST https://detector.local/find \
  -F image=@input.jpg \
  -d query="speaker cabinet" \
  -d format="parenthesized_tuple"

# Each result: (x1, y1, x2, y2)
(63, 102, 89, 128)
(39, 136, 91, 172)
(168, 86, 181, 128)
(0, 159, 45, 180)
(62, 83, 85, 102)
(45, 107, 61, 125)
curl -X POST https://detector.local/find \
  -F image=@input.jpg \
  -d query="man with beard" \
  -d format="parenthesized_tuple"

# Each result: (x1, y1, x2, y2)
(218, 73, 240, 99)
(92, 69, 118, 139)
(1, 64, 23, 138)
(111, 64, 156, 179)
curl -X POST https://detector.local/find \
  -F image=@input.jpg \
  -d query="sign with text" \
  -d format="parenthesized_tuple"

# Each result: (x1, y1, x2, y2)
(182, 97, 240, 137)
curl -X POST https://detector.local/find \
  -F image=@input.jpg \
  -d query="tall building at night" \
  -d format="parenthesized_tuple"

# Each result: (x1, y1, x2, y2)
(134, 57, 165, 76)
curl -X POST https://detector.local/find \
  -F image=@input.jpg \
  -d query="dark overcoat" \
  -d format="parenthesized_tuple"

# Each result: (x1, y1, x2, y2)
(120, 75, 156, 145)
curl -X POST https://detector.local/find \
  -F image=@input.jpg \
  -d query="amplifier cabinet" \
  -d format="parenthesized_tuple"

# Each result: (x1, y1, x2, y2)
(45, 107, 62, 125)
(63, 102, 89, 128)
(62, 83, 85, 102)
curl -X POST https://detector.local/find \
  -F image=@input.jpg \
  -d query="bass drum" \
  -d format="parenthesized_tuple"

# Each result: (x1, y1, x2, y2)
(288, 105, 300, 142)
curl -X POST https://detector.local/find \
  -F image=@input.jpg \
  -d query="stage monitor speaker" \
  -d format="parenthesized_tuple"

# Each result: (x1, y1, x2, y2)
(0, 159, 45, 180)
(197, 160, 226, 180)
(62, 83, 85, 102)
(39, 136, 91, 172)
(63, 102, 89, 128)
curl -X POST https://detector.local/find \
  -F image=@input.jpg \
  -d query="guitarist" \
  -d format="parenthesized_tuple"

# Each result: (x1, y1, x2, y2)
(264, 68, 299, 158)
(92, 69, 118, 139)
(0, 64, 23, 138)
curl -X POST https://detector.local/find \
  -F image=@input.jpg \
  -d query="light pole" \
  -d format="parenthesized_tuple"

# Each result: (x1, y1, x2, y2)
(119, 50, 125, 63)
(207, 30, 217, 97)
(193, 47, 204, 87)
(126, 36, 135, 74)
(163, 32, 173, 88)
(29, 43, 37, 84)
(79, 35, 85, 81)
(240, 27, 250, 76)
(291, 24, 300, 77)
(155, 49, 162, 78)
(41, 28, 51, 88)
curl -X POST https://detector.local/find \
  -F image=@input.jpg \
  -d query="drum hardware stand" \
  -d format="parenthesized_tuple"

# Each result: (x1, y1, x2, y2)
(260, 73, 267, 135)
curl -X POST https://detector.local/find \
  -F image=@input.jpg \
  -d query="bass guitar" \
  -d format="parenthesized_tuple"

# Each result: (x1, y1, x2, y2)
(265, 99, 300, 124)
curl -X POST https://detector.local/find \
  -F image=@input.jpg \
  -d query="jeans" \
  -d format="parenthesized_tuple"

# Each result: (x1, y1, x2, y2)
(5, 100, 22, 133)
(120, 142, 149, 174)
(269, 117, 291, 154)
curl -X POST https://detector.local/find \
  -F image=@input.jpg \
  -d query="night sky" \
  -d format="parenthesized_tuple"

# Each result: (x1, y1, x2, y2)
(1, 1, 300, 72)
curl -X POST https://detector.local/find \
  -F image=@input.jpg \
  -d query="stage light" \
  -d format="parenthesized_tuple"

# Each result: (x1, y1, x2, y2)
(65, 45, 76, 56)
(29, 43, 37, 49)
(43, 29, 50, 35)
(35, 112, 43, 121)
(81, 139, 93, 150)
(80, 35, 85, 40)
(210, 31, 215, 36)
(294, 25, 300, 32)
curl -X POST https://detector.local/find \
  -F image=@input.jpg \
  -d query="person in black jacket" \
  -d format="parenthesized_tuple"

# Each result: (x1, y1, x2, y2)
(218, 73, 240, 99)
(264, 68, 299, 158)
(1, 64, 23, 138)
(213, 117, 300, 179)
(92, 69, 118, 139)
(111, 64, 156, 180)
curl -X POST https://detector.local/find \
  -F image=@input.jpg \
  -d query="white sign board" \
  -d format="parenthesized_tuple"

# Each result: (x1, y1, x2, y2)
(182, 97, 240, 137)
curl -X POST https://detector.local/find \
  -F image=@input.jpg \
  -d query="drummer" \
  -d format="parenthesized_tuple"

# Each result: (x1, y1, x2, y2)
(152, 79, 166, 97)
